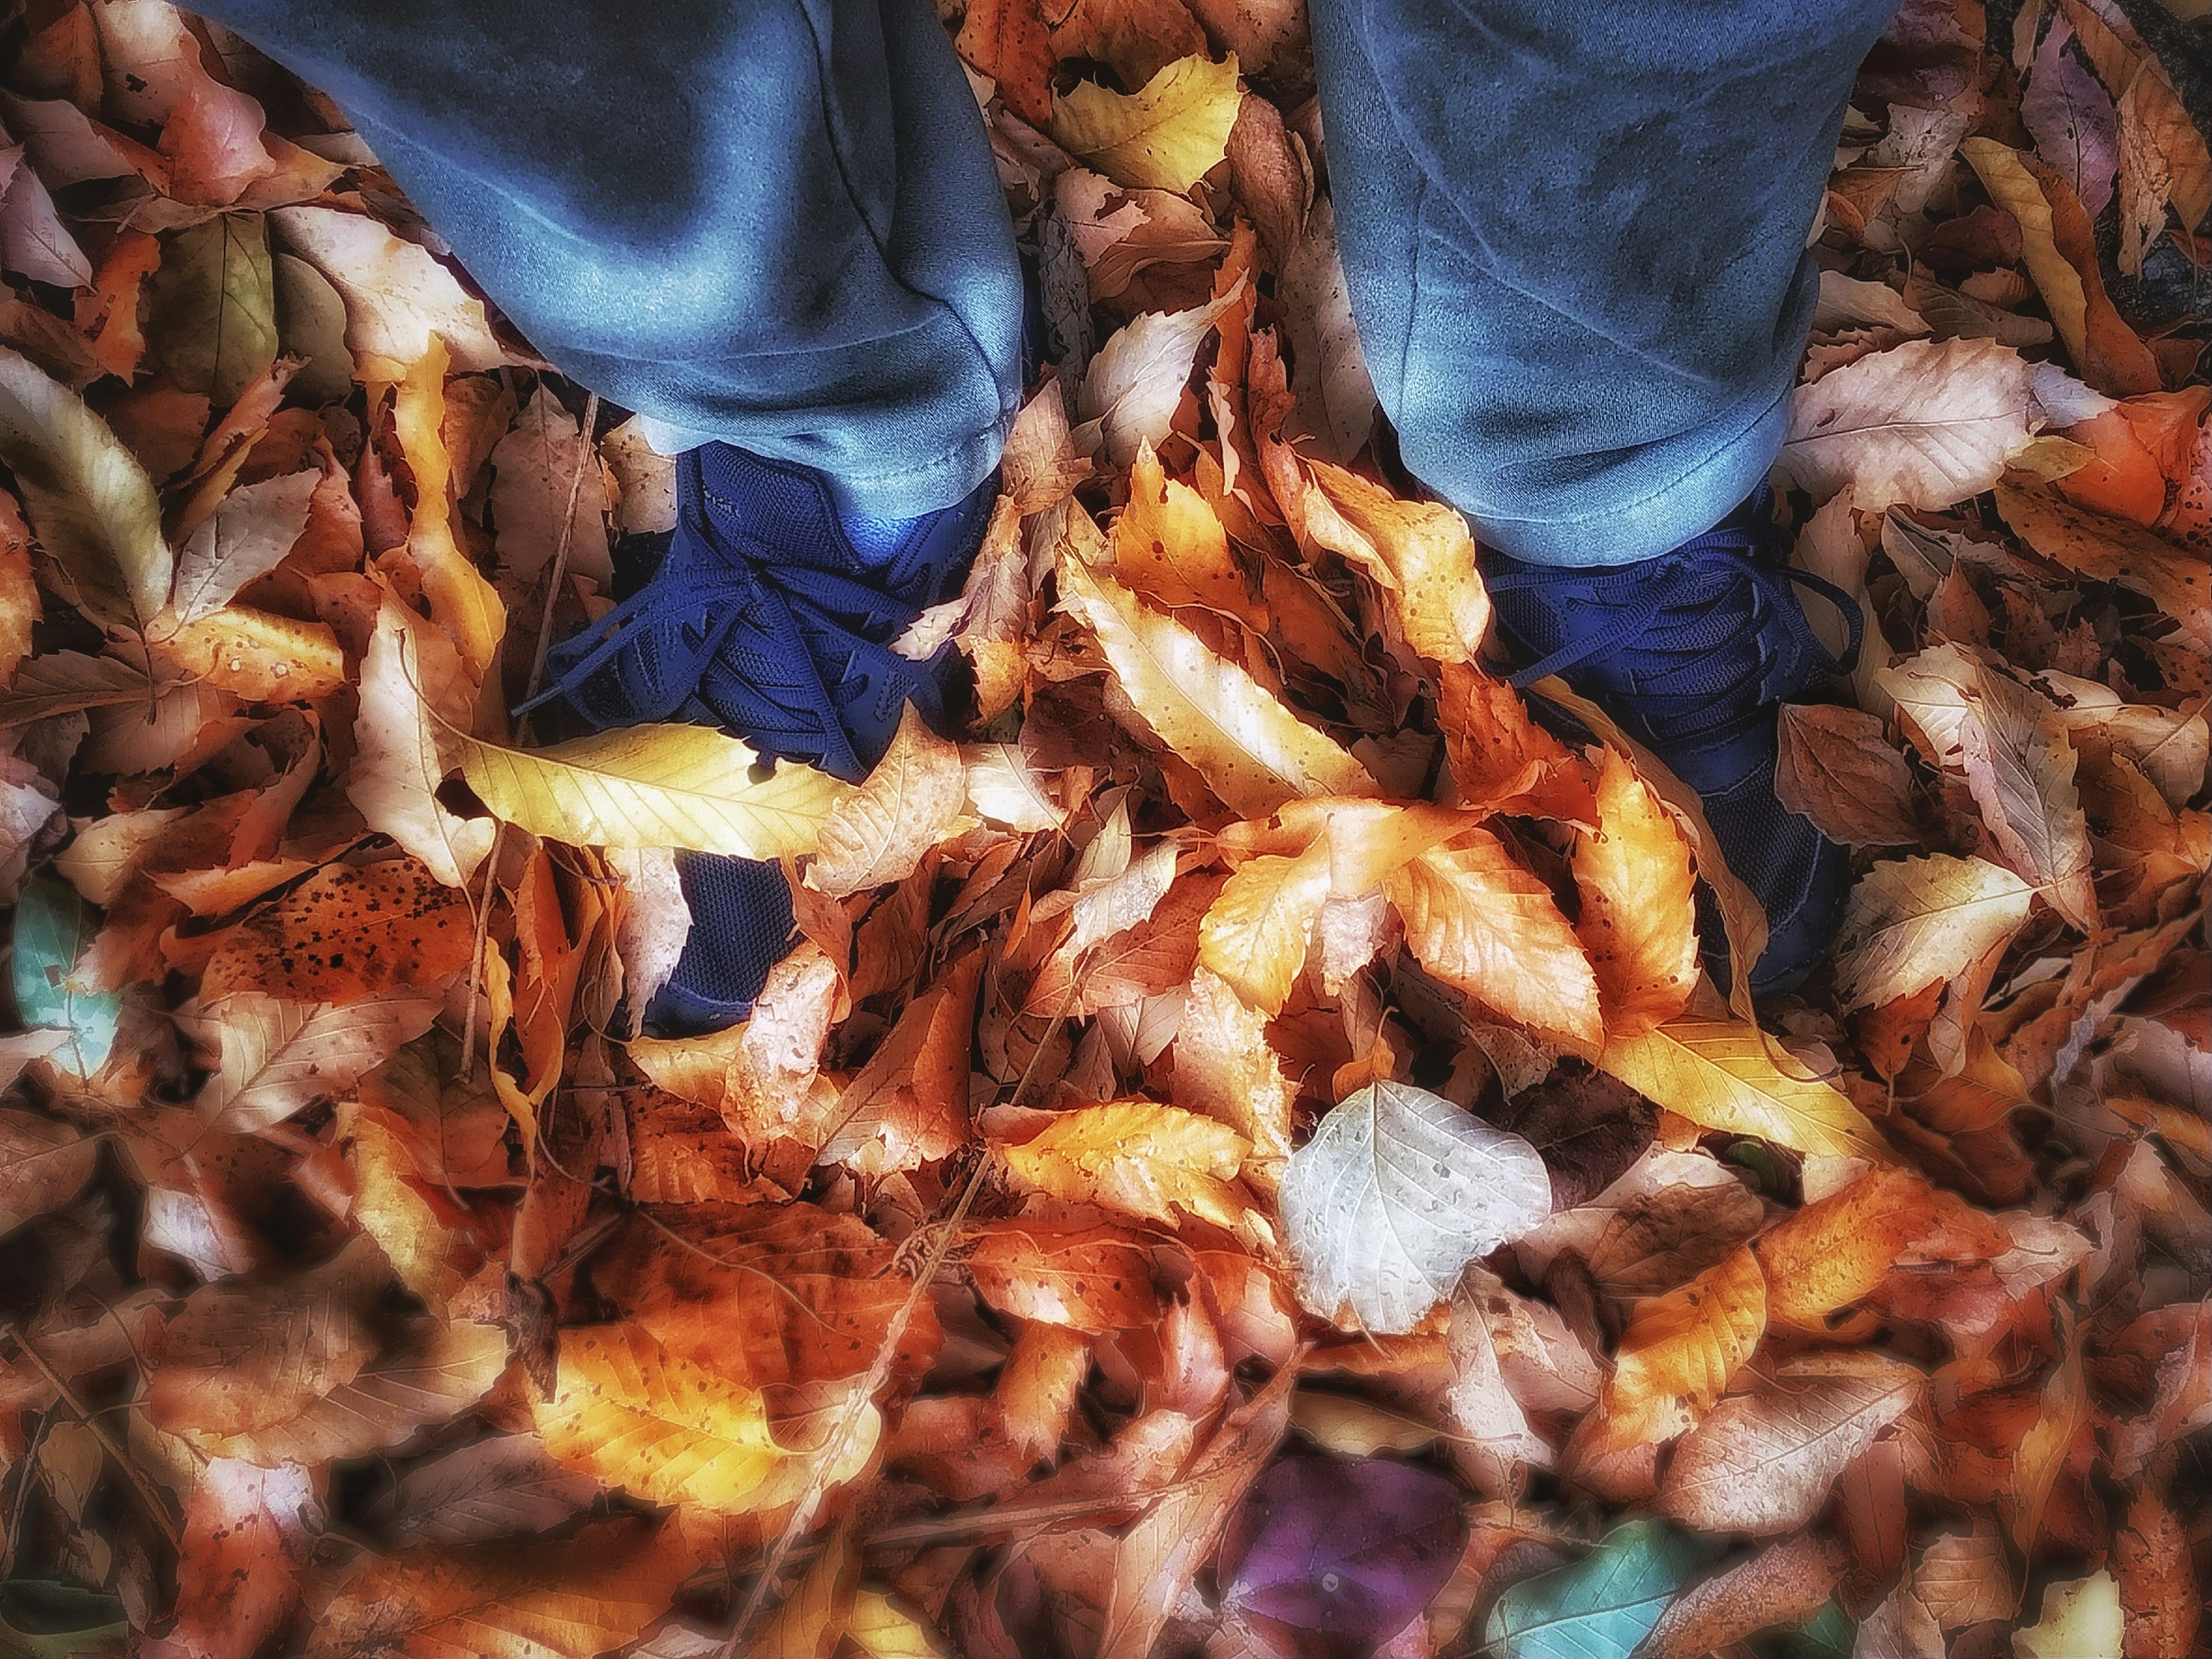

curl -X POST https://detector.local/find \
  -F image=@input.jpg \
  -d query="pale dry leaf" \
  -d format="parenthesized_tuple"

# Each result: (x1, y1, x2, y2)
(1832, 854, 2036, 1011)
(348, 600, 497, 889)
(1574, 747, 1699, 1038)
(963, 741, 1064, 832)
(1279, 197, 1376, 463)
(270, 204, 505, 377)
(169, 467, 317, 625)
(1078, 286, 1242, 467)
(1956, 662, 2097, 930)
(1658, 1359, 1922, 1535)
(199, 990, 441, 1134)
(611, 846, 692, 1035)
(1278, 1079, 1552, 1334)
(490, 384, 612, 586)
(1775, 337, 2055, 511)
(805, 706, 966, 897)
(1058, 553, 1374, 816)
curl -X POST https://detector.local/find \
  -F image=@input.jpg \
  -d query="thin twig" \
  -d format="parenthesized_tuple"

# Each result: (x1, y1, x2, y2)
(525, 388, 602, 704)
(458, 826, 504, 1083)
(3, 1326, 181, 1548)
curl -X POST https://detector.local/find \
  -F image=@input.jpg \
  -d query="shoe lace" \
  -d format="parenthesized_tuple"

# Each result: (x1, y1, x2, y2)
(1487, 498, 1864, 744)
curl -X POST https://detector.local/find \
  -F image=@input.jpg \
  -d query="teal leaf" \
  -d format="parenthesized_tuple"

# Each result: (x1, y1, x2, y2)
(12, 876, 120, 1079)
(1484, 1518, 1702, 1659)
(1772, 1598, 1857, 1659)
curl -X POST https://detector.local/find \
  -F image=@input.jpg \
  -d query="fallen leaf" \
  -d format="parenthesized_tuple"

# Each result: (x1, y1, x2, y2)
(1279, 1080, 1553, 1334)
(1573, 748, 1700, 1038)
(1057, 552, 1374, 815)
(169, 467, 317, 624)
(1658, 1358, 1921, 1535)
(806, 705, 967, 897)
(1598, 1020, 1879, 1159)
(456, 721, 846, 858)
(1005, 1100, 1252, 1230)
(271, 204, 505, 379)
(1774, 703, 1923, 847)
(1484, 1518, 1702, 1659)
(1832, 854, 2036, 1010)
(2014, 1570, 2124, 1659)
(1578, 1245, 1767, 1454)
(347, 600, 496, 888)
(0, 346, 172, 637)
(1052, 54, 1242, 194)
(196, 989, 440, 1134)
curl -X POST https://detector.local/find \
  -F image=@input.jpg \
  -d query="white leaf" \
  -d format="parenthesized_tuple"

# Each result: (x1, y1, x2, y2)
(346, 601, 496, 889)
(612, 846, 692, 1037)
(1776, 337, 2048, 512)
(1079, 286, 1241, 468)
(1279, 198, 1376, 463)
(1832, 854, 2036, 1010)
(1278, 1080, 1552, 1334)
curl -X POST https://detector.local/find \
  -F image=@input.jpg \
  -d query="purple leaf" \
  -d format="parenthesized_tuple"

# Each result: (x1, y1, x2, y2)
(1218, 1452, 1466, 1647)
(2021, 16, 2118, 220)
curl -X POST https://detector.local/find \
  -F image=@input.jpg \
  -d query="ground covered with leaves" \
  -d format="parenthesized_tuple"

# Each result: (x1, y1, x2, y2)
(0, 0, 2204, 1654)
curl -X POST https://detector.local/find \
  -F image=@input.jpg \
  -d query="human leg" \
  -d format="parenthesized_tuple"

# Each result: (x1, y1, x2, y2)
(196, 0, 1023, 1028)
(1311, 0, 1896, 994)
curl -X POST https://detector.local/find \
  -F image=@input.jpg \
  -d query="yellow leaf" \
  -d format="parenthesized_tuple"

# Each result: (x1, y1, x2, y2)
(1110, 438, 1260, 624)
(395, 341, 506, 680)
(1580, 1245, 1766, 1454)
(805, 704, 967, 897)
(1574, 747, 1699, 1037)
(1300, 458, 1489, 666)
(1960, 139, 2093, 379)
(533, 1323, 789, 1515)
(1198, 845, 1330, 1016)
(1599, 1019, 1880, 1159)
(1004, 1100, 1252, 1231)
(2014, 1571, 2123, 1659)
(847, 1588, 948, 1659)
(160, 606, 346, 702)
(1832, 854, 2036, 1010)
(1056, 553, 1374, 817)
(453, 721, 846, 857)
(1052, 54, 1242, 194)
(1383, 833, 1602, 1048)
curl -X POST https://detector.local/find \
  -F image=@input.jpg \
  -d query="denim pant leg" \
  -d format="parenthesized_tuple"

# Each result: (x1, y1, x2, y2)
(1312, 0, 1898, 566)
(192, 0, 1025, 518)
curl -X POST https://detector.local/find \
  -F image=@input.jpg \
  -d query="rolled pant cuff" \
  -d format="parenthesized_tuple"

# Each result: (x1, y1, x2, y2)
(1465, 385, 1793, 570)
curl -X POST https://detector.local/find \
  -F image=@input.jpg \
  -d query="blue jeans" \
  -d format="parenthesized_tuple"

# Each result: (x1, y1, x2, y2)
(197, 0, 1893, 563)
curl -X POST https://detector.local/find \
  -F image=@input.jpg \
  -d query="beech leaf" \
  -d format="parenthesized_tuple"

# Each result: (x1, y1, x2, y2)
(1659, 1359, 1922, 1535)
(1832, 854, 2036, 1010)
(1278, 1080, 1553, 1334)
(1052, 54, 1242, 194)
(0, 346, 172, 636)
(804, 705, 966, 897)
(1056, 553, 1375, 816)
(271, 204, 505, 377)
(349, 601, 498, 889)
(454, 721, 846, 858)
(169, 467, 317, 625)
(11, 876, 121, 1079)
(0, 1107, 98, 1234)
(1598, 1020, 1879, 1158)
(198, 990, 441, 1134)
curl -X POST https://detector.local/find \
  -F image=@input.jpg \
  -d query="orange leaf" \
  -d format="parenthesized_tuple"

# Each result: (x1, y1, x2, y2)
(1578, 1244, 1766, 1456)
(1384, 832, 1603, 1048)
(1574, 747, 1699, 1037)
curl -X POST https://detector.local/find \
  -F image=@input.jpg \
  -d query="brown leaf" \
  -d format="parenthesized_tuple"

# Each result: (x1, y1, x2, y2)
(1640, 1532, 1849, 1659)
(1775, 703, 1923, 847)
(171, 1459, 315, 1659)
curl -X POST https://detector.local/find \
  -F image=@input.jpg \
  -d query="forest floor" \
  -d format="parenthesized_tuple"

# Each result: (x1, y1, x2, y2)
(0, 0, 2205, 1656)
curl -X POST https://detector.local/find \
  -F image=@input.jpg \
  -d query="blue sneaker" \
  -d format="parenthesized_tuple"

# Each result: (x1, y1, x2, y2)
(526, 444, 994, 1035)
(1480, 489, 1862, 999)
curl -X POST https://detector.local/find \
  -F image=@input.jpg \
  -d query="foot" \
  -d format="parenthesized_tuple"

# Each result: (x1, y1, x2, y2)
(527, 443, 993, 1035)
(1480, 488, 1862, 999)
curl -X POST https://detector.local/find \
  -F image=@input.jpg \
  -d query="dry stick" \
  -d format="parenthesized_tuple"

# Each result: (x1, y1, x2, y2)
(4, 1326, 181, 1548)
(464, 387, 602, 1078)
(724, 971, 1082, 1653)
(525, 388, 603, 704)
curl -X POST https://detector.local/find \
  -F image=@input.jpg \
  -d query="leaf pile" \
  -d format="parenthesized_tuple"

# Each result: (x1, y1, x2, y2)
(0, 1, 2204, 1656)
